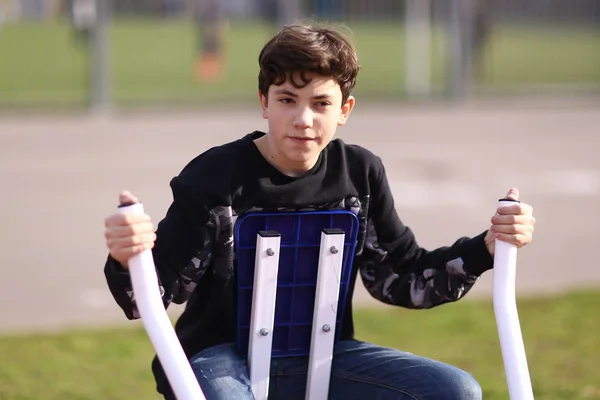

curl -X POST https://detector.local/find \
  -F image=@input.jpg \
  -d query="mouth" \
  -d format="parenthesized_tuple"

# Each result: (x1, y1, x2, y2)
(288, 136, 316, 142)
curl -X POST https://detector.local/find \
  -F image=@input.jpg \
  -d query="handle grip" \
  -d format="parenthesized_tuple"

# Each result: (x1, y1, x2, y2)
(118, 203, 206, 400)
(492, 198, 534, 400)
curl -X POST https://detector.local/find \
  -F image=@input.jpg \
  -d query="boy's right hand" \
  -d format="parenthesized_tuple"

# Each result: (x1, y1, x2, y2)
(104, 191, 157, 269)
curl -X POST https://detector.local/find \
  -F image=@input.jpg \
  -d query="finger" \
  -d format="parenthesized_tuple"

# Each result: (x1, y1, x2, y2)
(491, 213, 535, 225)
(105, 212, 151, 228)
(496, 202, 533, 216)
(107, 236, 155, 255)
(107, 232, 157, 248)
(110, 242, 155, 265)
(491, 223, 533, 235)
(503, 187, 519, 201)
(105, 221, 155, 238)
(105, 224, 156, 241)
(492, 232, 532, 248)
(119, 190, 139, 206)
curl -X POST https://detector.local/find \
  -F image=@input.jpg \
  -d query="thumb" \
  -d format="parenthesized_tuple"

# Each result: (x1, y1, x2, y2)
(504, 187, 519, 201)
(118, 190, 139, 206)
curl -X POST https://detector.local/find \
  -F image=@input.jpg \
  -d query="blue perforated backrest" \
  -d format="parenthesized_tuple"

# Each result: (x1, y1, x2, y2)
(234, 210, 359, 358)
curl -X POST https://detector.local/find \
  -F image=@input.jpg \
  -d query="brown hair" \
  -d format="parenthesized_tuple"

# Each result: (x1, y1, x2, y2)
(258, 23, 360, 105)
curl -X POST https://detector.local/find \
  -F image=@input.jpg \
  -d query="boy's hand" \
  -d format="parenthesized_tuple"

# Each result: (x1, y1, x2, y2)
(484, 188, 535, 256)
(104, 191, 156, 269)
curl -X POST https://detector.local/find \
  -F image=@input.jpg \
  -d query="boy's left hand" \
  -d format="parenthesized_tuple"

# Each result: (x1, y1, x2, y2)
(485, 188, 535, 256)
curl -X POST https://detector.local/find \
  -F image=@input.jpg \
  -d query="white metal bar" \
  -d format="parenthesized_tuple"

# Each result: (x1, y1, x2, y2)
(248, 231, 281, 400)
(276, 0, 301, 27)
(405, 0, 432, 98)
(72, 0, 97, 29)
(91, 0, 111, 114)
(118, 203, 206, 400)
(493, 199, 534, 400)
(446, 0, 473, 100)
(305, 229, 345, 400)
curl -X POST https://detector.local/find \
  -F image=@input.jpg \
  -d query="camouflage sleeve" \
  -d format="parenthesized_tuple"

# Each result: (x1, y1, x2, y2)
(103, 255, 143, 320)
(103, 176, 215, 319)
(358, 220, 492, 309)
(358, 156, 493, 309)
(103, 199, 214, 319)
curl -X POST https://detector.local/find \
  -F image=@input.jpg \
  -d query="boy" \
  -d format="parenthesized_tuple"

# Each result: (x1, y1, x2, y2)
(104, 23, 535, 399)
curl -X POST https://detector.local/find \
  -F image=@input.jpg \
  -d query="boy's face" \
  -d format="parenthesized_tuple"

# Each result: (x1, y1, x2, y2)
(258, 71, 355, 176)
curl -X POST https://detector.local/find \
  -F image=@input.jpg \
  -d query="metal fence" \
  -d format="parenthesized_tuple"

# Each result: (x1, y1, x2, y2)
(0, 0, 598, 111)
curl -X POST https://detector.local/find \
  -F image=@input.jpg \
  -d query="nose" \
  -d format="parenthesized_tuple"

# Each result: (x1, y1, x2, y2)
(293, 106, 313, 129)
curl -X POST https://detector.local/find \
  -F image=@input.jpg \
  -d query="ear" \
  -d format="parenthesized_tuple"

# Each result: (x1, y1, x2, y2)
(337, 96, 355, 126)
(259, 91, 268, 119)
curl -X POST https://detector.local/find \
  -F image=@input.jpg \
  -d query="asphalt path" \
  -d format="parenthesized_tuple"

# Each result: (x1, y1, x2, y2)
(1, 100, 598, 334)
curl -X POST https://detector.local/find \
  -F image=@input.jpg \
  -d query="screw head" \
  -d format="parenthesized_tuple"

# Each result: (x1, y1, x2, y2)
(329, 246, 339, 254)
(266, 248, 275, 256)
(260, 328, 269, 336)
(322, 324, 331, 332)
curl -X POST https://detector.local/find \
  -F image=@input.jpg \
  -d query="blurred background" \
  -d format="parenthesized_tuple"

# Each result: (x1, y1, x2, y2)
(0, 0, 599, 109)
(0, 1, 599, 399)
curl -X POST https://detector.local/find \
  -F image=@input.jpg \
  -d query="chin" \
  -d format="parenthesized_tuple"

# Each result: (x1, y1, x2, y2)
(289, 152, 318, 163)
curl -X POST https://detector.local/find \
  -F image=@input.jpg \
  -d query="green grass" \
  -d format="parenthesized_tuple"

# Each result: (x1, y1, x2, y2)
(357, 290, 600, 400)
(1, 289, 598, 399)
(1, 19, 599, 108)
(482, 24, 600, 88)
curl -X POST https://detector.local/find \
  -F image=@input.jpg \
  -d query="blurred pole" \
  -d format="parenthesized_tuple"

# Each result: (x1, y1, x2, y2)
(277, 0, 301, 27)
(192, 0, 227, 83)
(90, 0, 111, 114)
(405, 0, 431, 98)
(316, 0, 339, 19)
(446, 0, 473, 101)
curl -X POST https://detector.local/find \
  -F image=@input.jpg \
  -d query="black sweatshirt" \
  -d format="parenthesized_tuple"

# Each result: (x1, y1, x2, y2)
(104, 130, 493, 397)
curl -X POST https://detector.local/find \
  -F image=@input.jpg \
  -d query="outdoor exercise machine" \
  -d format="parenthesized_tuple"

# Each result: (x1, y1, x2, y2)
(118, 198, 534, 400)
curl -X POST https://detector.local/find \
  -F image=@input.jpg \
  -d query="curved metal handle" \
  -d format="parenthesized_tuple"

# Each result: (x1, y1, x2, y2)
(492, 198, 534, 400)
(118, 203, 206, 400)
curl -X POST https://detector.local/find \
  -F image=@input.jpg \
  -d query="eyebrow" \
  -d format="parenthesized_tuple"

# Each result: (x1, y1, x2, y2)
(273, 88, 332, 100)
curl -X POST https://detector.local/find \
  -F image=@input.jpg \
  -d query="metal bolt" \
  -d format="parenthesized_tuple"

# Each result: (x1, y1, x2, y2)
(329, 246, 339, 254)
(322, 324, 331, 333)
(266, 248, 275, 256)
(260, 328, 269, 336)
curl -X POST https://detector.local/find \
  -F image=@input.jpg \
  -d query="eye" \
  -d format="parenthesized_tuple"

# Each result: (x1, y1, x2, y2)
(279, 98, 294, 104)
(315, 101, 331, 107)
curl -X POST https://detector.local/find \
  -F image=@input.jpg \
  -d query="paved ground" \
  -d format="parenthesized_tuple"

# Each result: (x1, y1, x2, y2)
(1, 99, 599, 334)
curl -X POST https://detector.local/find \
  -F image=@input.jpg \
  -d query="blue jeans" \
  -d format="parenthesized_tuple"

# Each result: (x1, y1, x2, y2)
(186, 340, 482, 400)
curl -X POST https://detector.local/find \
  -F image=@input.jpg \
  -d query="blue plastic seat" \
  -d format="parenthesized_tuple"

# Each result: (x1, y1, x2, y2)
(234, 210, 360, 358)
